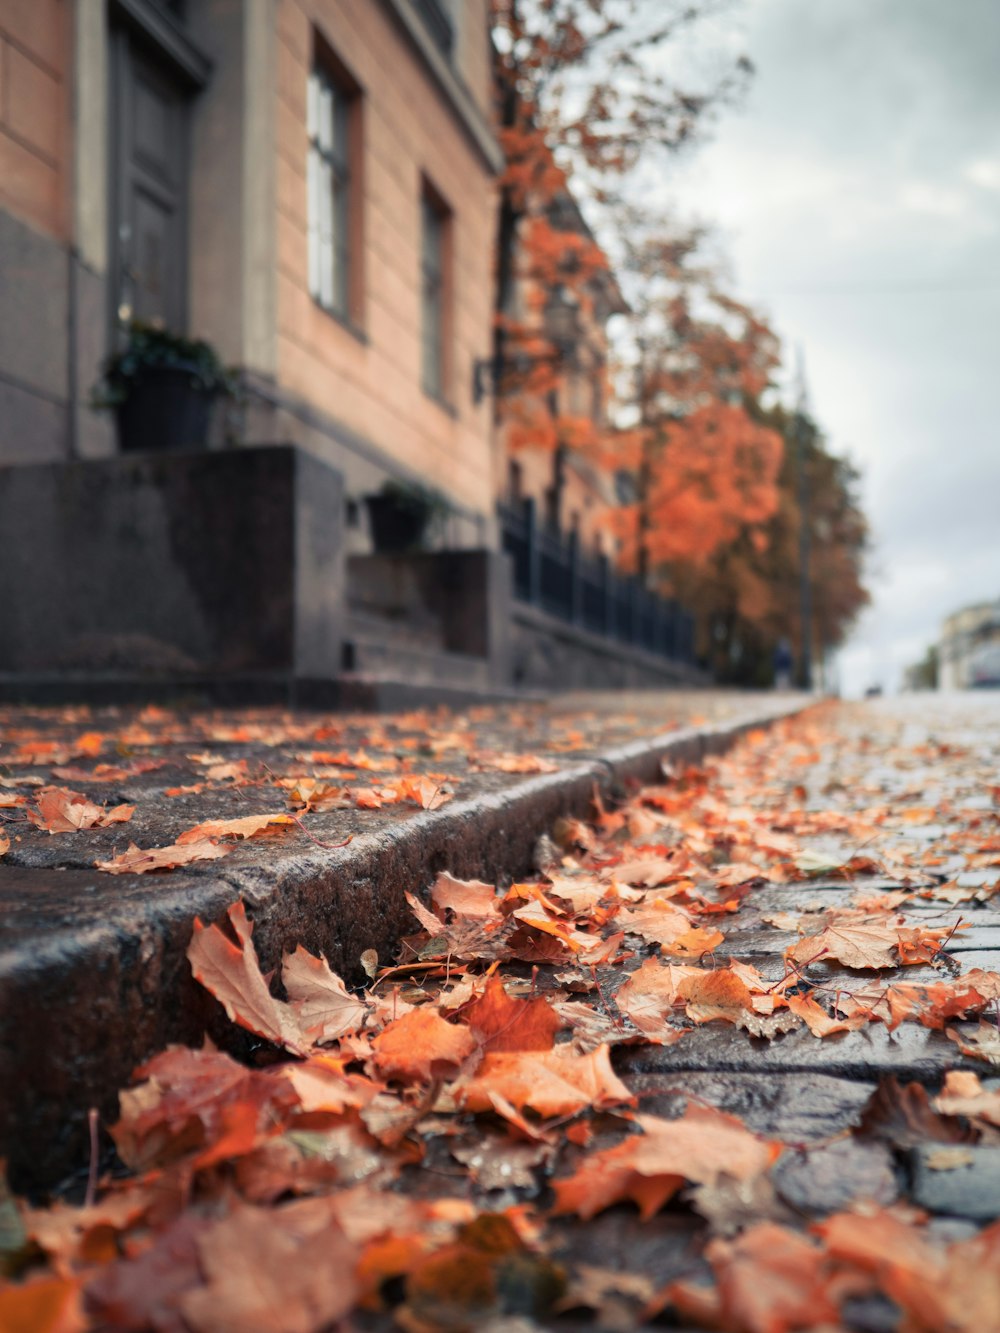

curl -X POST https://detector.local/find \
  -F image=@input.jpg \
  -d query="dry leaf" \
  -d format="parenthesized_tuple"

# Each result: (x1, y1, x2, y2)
(177, 812, 297, 844)
(28, 786, 133, 833)
(552, 1105, 781, 1220)
(95, 839, 232, 874)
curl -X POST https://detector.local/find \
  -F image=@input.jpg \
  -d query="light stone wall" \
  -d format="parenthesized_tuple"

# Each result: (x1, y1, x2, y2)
(270, 0, 498, 518)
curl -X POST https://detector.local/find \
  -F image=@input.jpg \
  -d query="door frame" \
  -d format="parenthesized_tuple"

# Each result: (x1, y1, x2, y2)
(106, 0, 210, 343)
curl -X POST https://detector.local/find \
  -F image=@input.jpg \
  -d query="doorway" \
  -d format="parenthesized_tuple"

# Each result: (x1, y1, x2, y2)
(109, 24, 192, 334)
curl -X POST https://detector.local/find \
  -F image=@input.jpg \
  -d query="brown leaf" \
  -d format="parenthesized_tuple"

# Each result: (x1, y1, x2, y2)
(85, 1213, 207, 1333)
(459, 974, 562, 1052)
(665, 1223, 841, 1333)
(947, 1020, 1000, 1065)
(855, 1076, 973, 1150)
(179, 1199, 358, 1333)
(281, 945, 370, 1043)
(457, 1044, 633, 1120)
(430, 871, 499, 918)
(111, 1044, 297, 1171)
(95, 839, 232, 874)
(28, 786, 134, 833)
(0, 1276, 85, 1333)
(614, 956, 699, 1037)
(176, 812, 297, 844)
(187, 902, 310, 1055)
(933, 1069, 1000, 1127)
(552, 1104, 781, 1221)
(372, 1008, 477, 1082)
(787, 916, 948, 971)
(450, 1135, 552, 1190)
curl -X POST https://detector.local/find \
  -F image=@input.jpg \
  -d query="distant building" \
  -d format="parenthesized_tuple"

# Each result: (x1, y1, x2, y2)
(939, 599, 1000, 688)
(0, 0, 501, 543)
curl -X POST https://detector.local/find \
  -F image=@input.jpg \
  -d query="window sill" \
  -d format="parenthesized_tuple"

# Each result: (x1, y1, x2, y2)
(313, 298, 368, 346)
(422, 385, 457, 418)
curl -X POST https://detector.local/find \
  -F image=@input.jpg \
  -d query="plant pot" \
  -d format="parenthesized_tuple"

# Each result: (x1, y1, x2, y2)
(364, 494, 429, 552)
(115, 364, 216, 453)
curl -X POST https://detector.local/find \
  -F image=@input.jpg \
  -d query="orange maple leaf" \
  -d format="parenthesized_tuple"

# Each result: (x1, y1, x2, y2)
(456, 1044, 632, 1120)
(95, 839, 232, 874)
(371, 1008, 477, 1083)
(177, 812, 297, 844)
(29, 786, 134, 833)
(551, 1105, 781, 1221)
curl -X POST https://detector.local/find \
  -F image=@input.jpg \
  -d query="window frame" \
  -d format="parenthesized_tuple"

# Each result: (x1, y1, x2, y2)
(420, 178, 453, 406)
(306, 38, 362, 329)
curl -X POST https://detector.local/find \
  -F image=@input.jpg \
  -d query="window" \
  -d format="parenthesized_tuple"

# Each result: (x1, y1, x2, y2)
(307, 59, 356, 319)
(420, 183, 451, 401)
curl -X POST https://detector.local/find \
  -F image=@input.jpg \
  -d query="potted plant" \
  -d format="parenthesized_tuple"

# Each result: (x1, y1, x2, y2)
(364, 479, 449, 552)
(94, 322, 234, 453)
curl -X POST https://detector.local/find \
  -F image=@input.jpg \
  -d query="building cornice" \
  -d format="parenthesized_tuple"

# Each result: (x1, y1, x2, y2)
(379, 0, 504, 175)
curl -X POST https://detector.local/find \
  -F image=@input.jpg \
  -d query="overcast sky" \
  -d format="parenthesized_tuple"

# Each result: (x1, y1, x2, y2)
(661, 0, 1000, 695)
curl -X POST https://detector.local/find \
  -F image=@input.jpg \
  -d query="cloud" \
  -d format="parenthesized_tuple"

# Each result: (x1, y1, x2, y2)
(664, 0, 1000, 694)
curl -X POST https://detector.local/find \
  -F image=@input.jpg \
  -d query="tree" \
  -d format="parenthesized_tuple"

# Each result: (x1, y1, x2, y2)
(665, 404, 870, 684)
(607, 219, 785, 578)
(490, 0, 752, 520)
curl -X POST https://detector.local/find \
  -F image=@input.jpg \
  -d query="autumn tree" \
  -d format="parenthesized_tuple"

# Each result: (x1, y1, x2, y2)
(666, 403, 870, 684)
(490, 0, 751, 524)
(606, 216, 784, 578)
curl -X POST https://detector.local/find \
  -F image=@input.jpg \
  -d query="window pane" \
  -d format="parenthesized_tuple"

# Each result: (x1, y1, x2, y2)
(307, 73, 319, 140)
(306, 60, 355, 320)
(317, 82, 333, 153)
(307, 147, 320, 298)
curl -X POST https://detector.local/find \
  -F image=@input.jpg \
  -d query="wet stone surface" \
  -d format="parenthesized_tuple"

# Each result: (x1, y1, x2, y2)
(625, 1071, 876, 1141)
(771, 1138, 900, 1214)
(910, 1144, 1000, 1219)
(615, 1019, 983, 1081)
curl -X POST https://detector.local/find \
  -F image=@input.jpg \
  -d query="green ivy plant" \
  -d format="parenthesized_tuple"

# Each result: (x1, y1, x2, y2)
(92, 322, 235, 408)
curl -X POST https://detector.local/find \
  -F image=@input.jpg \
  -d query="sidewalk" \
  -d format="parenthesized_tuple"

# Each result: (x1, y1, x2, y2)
(4, 693, 1000, 1331)
(0, 689, 800, 1188)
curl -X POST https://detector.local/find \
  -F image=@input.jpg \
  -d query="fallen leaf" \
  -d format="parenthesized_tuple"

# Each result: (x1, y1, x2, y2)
(933, 1069, 1000, 1126)
(372, 1008, 477, 1082)
(431, 872, 499, 918)
(281, 946, 370, 1043)
(28, 786, 133, 833)
(95, 839, 232, 874)
(457, 1044, 632, 1119)
(947, 1021, 1000, 1066)
(552, 1104, 781, 1220)
(665, 1222, 841, 1333)
(176, 812, 297, 844)
(459, 974, 562, 1053)
(854, 1077, 973, 1150)
(0, 1275, 85, 1333)
(179, 1199, 358, 1333)
(187, 902, 310, 1055)
(787, 916, 948, 971)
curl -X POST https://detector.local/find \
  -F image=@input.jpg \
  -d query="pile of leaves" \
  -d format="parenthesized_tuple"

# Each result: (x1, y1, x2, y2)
(3, 703, 1000, 1330)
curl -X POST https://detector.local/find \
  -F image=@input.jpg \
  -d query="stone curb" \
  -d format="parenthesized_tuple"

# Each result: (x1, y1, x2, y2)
(0, 700, 805, 1191)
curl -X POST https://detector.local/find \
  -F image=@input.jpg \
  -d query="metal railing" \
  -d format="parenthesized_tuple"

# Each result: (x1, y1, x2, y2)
(499, 499, 696, 667)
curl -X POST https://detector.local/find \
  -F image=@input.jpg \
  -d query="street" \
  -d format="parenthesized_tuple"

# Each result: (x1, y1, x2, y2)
(2, 692, 1000, 1328)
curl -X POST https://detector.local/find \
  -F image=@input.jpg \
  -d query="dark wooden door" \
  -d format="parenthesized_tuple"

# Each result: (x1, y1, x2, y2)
(110, 28, 190, 332)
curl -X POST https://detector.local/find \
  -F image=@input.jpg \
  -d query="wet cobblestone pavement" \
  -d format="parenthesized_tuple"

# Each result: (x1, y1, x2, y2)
(3, 694, 1000, 1331)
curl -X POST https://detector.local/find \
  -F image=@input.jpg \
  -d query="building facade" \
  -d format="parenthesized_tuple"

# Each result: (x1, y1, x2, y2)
(0, 0, 502, 543)
(939, 599, 1000, 689)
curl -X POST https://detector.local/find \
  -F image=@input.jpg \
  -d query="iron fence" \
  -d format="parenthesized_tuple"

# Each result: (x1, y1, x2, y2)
(499, 500, 696, 667)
